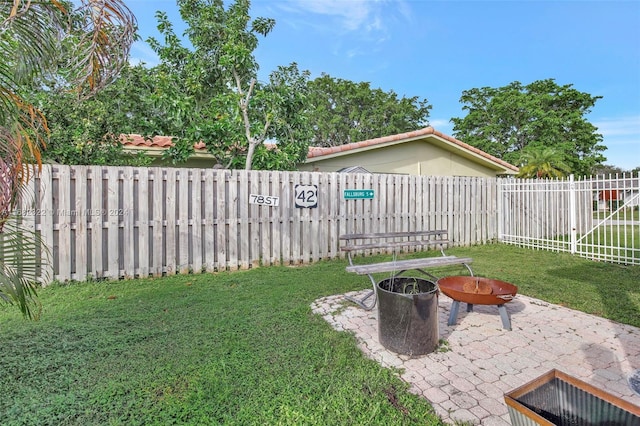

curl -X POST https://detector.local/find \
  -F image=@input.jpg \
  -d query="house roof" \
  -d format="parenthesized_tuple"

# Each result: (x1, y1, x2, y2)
(306, 127, 519, 173)
(120, 134, 208, 152)
(120, 127, 518, 173)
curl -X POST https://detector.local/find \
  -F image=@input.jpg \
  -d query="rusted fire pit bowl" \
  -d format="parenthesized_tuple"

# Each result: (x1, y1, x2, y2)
(437, 276, 518, 305)
(437, 276, 518, 330)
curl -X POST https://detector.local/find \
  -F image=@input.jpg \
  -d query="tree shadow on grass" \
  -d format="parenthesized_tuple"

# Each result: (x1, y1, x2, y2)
(547, 262, 640, 401)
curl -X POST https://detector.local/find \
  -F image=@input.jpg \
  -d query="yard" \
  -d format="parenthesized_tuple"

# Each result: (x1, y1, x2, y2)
(1, 244, 639, 425)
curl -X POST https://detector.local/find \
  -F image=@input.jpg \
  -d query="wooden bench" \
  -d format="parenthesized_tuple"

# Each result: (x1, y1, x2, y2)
(340, 230, 473, 310)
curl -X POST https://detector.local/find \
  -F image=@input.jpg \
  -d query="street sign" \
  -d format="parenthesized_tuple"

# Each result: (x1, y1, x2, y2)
(295, 184, 318, 208)
(249, 194, 279, 206)
(343, 189, 375, 199)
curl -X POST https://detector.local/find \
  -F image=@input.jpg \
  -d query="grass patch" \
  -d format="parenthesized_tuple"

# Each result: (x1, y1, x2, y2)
(577, 225, 639, 259)
(415, 244, 640, 327)
(1, 244, 639, 425)
(0, 262, 444, 425)
(594, 208, 639, 221)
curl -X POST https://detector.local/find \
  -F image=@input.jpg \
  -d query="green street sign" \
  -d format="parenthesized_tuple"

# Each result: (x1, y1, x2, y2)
(343, 189, 375, 200)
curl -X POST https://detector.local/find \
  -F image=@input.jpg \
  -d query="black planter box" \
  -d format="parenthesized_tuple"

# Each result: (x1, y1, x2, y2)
(504, 369, 640, 425)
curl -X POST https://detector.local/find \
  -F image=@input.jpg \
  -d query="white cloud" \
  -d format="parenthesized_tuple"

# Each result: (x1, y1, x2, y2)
(428, 119, 453, 133)
(593, 115, 640, 138)
(592, 116, 640, 169)
(285, 0, 372, 31)
(129, 41, 160, 67)
(280, 0, 406, 35)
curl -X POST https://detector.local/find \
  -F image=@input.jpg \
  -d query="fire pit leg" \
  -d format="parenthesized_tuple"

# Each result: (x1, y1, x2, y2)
(448, 301, 461, 326)
(498, 305, 511, 330)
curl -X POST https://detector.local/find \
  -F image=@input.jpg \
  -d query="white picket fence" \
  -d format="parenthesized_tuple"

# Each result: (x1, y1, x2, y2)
(12, 165, 499, 284)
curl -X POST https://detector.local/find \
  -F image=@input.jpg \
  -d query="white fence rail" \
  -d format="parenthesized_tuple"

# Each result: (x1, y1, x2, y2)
(499, 173, 640, 265)
(11, 165, 499, 285)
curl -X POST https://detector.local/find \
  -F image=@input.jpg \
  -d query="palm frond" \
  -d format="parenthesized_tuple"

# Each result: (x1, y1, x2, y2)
(0, 216, 46, 319)
(0, 1, 67, 86)
(69, 0, 137, 96)
(0, 0, 135, 320)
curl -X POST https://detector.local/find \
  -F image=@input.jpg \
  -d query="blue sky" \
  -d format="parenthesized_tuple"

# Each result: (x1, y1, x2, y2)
(126, 0, 640, 171)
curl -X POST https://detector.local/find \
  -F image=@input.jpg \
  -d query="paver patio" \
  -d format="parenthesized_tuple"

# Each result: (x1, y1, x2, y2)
(312, 290, 640, 424)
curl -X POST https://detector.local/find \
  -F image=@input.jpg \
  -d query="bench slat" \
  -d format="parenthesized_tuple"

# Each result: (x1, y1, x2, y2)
(340, 230, 447, 241)
(345, 257, 473, 275)
(341, 240, 448, 252)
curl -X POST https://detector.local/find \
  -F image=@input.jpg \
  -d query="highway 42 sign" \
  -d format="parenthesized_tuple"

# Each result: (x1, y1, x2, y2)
(295, 184, 318, 208)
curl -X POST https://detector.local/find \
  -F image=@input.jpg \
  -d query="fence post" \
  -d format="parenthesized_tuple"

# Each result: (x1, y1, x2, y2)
(569, 174, 577, 254)
(496, 178, 503, 242)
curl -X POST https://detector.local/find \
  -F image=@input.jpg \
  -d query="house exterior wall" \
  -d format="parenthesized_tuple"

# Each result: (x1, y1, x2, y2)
(124, 146, 219, 168)
(300, 139, 504, 177)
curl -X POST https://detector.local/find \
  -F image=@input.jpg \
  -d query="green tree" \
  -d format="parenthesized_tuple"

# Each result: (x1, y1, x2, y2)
(30, 65, 154, 166)
(147, 0, 312, 170)
(307, 74, 432, 146)
(0, 0, 136, 318)
(451, 79, 606, 176)
(516, 146, 571, 178)
(591, 164, 626, 177)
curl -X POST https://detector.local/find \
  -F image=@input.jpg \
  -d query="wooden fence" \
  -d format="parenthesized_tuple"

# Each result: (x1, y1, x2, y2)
(11, 165, 500, 284)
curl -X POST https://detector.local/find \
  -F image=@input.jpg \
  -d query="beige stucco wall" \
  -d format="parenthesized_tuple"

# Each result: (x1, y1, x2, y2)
(300, 139, 505, 177)
(124, 147, 219, 168)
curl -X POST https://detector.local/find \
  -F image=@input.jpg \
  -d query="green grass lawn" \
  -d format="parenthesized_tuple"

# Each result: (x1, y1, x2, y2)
(594, 208, 640, 221)
(1, 244, 639, 425)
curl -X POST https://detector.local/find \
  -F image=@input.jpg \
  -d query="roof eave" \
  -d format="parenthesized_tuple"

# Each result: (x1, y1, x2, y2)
(305, 127, 519, 174)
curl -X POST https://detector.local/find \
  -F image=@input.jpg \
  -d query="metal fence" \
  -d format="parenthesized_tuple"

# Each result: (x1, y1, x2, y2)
(499, 173, 639, 265)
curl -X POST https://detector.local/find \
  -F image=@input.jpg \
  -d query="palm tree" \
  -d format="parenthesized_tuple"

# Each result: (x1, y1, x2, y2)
(0, 0, 136, 318)
(516, 146, 572, 179)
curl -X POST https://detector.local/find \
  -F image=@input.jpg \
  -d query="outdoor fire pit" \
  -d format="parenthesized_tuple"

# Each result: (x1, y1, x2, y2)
(437, 276, 518, 330)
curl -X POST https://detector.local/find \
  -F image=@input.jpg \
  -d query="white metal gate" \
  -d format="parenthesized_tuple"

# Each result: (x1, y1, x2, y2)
(499, 173, 639, 265)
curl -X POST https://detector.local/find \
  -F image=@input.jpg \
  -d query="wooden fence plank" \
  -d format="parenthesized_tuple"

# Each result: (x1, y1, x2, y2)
(270, 172, 282, 265)
(246, 170, 259, 267)
(227, 171, 239, 270)
(151, 168, 163, 276)
(122, 167, 134, 278)
(89, 166, 103, 279)
(177, 169, 189, 274)
(291, 173, 302, 265)
(105, 167, 119, 279)
(215, 170, 227, 270)
(137, 168, 150, 278)
(203, 169, 215, 272)
(57, 166, 71, 281)
(39, 165, 54, 283)
(256, 171, 270, 266)
(164, 168, 176, 275)
(191, 169, 203, 274)
(237, 171, 249, 269)
(73, 166, 88, 280)
(279, 171, 292, 264)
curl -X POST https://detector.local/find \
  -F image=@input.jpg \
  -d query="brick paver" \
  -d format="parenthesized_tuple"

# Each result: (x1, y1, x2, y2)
(311, 290, 640, 425)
